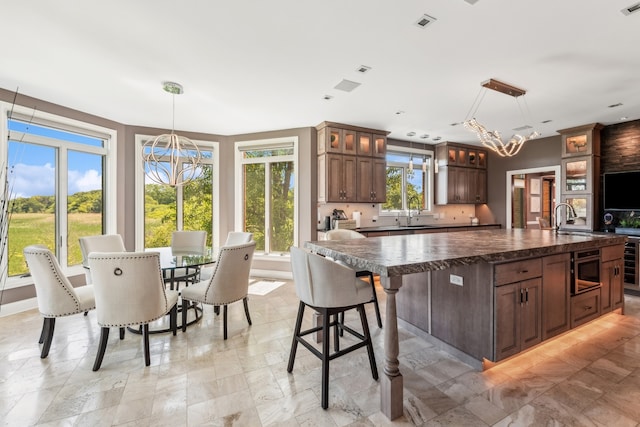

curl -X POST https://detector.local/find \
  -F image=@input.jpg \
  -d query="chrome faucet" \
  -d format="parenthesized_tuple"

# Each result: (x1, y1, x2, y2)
(407, 195, 421, 225)
(553, 202, 577, 233)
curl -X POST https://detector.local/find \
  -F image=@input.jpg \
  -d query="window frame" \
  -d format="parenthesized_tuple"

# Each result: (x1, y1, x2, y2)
(134, 134, 220, 250)
(1, 102, 117, 288)
(380, 145, 435, 216)
(234, 136, 298, 257)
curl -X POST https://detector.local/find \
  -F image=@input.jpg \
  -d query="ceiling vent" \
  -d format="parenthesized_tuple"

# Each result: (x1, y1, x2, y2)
(415, 14, 437, 29)
(334, 79, 361, 92)
(622, 2, 640, 15)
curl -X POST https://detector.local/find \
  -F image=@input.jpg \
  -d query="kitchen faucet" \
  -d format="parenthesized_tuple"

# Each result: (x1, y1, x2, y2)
(407, 195, 421, 225)
(553, 202, 577, 233)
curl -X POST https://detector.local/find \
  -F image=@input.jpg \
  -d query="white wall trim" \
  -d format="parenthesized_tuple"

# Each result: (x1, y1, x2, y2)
(0, 297, 38, 317)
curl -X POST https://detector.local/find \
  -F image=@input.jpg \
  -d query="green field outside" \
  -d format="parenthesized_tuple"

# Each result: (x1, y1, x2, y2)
(8, 212, 102, 277)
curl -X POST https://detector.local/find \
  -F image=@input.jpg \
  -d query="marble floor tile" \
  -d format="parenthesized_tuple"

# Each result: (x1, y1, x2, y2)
(2, 281, 640, 426)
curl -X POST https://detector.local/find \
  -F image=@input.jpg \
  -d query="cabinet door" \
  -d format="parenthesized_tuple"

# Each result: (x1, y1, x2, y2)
(326, 128, 357, 154)
(371, 158, 387, 202)
(612, 259, 624, 309)
(357, 132, 372, 156)
(520, 278, 542, 351)
(495, 283, 521, 360)
(542, 253, 571, 340)
(373, 134, 387, 158)
(453, 167, 469, 203)
(356, 157, 373, 202)
(603, 258, 624, 311)
(326, 154, 344, 202)
(343, 155, 357, 201)
(470, 169, 487, 204)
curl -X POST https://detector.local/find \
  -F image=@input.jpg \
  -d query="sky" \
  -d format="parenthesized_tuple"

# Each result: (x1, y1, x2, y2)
(7, 120, 102, 199)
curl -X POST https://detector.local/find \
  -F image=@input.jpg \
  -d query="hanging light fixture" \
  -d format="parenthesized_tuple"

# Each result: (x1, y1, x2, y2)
(142, 81, 202, 187)
(422, 155, 427, 173)
(463, 79, 539, 157)
(408, 154, 414, 172)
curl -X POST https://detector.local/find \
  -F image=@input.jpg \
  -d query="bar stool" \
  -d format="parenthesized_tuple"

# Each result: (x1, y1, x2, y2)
(287, 246, 378, 409)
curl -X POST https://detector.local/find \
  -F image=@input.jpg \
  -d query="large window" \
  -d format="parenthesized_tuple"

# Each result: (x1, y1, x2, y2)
(2, 107, 115, 279)
(382, 148, 433, 214)
(136, 136, 217, 249)
(235, 138, 297, 255)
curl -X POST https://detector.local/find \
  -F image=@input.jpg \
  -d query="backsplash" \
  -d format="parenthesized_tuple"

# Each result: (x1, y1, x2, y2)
(318, 203, 478, 229)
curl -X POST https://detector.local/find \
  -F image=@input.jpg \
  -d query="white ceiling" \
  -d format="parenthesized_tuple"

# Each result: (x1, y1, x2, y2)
(2, 0, 640, 146)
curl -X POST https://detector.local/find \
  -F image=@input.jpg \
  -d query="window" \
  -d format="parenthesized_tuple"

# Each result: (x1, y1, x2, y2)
(2, 106, 116, 279)
(135, 135, 218, 249)
(235, 138, 297, 255)
(382, 148, 433, 214)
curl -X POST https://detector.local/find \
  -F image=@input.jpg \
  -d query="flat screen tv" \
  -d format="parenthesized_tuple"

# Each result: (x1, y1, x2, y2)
(603, 171, 640, 210)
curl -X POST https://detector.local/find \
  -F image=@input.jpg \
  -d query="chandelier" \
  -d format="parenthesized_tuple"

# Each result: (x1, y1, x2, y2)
(463, 79, 539, 157)
(142, 82, 202, 187)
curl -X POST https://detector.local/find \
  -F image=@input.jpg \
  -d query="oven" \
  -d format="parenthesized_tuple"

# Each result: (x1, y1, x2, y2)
(572, 248, 601, 295)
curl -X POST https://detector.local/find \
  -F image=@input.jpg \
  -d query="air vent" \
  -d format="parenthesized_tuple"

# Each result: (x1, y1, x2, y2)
(334, 79, 361, 92)
(356, 65, 372, 74)
(513, 125, 533, 131)
(622, 2, 640, 15)
(415, 14, 437, 29)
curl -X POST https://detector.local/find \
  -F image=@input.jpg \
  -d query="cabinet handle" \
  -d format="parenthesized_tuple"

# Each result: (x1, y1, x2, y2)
(584, 305, 592, 311)
(525, 288, 529, 303)
(519, 289, 524, 305)
(520, 269, 529, 274)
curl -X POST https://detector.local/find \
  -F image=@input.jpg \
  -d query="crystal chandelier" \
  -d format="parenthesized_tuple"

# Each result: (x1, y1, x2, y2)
(142, 82, 202, 187)
(463, 79, 539, 157)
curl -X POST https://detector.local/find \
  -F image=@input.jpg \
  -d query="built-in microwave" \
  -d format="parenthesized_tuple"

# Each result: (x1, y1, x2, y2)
(572, 248, 601, 295)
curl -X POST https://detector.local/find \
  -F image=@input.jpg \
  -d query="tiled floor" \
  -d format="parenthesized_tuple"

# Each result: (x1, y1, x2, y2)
(2, 280, 640, 426)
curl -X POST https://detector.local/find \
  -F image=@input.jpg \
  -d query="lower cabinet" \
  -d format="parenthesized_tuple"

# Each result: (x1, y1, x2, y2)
(542, 253, 571, 340)
(571, 288, 601, 328)
(601, 244, 624, 313)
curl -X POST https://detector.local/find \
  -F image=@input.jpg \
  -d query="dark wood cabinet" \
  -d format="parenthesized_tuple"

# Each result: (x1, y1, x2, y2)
(494, 258, 542, 361)
(435, 142, 488, 205)
(542, 253, 571, 340)
(318, 153, 357, 202)
(601, 244, 624, 312)
(356, 157, 386, 202)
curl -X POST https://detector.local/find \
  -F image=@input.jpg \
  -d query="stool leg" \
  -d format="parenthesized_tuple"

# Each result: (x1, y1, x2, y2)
(358, 305, 378, 380)
(321, 308, 330, 409)
(333, 313, 340, 352)
(287, 302, 305, 373)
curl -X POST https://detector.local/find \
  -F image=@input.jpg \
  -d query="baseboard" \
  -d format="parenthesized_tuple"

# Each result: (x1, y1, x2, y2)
(0, 297, 38, 317)
(251, 269, 292, 281)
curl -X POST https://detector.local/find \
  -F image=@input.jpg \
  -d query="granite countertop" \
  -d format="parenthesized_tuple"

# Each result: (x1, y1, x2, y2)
(305, 229, 628, 277)
(356, 223, 501, 232)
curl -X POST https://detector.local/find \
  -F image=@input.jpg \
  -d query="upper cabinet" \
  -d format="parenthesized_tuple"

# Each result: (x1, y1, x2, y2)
(558, 123, 603, 231)
(317, 122, 388, 203)
(435, 142, 488, 205)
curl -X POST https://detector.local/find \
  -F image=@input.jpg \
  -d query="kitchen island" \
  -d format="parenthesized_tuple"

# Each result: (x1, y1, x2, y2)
(305, 229, 627, 420)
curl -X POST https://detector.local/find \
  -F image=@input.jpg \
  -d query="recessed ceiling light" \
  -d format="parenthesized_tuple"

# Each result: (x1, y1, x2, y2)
(513, 125, 533, 131)
(450, 122, 462, 127)
(415, 14, 437, 29)
(356, 65, 372, 74)
(322, 95, 333, 100)
(395, 110, 405, 115)
(464, 0, 480, 4)
(621, 116, 629, 121)
(406, 132, 416, 137)
(541, 119, 552, 124)
(622, 2, 640, 15)
(334, 79, 361, 92)
(433, 136, 442, 141)
(608, 102, 623, 108)
(420, 134, 430, 139)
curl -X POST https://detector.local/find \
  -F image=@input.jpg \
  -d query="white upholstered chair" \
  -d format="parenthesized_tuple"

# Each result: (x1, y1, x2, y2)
(324, 229, 383, 329)
(180, 241, 256, 339)
(287, 246, 378, 409)
(199, 231, 253, 282)
(79, 234, 126, 284)
(23, 245, 96, 358)
(167, 230, 208, 289)
(88, 251, 179, 371)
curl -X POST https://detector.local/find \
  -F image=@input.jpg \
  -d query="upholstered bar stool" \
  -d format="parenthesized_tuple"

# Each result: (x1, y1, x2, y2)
(23, 245, 96, 358)
(288, 246, 378, 409)
(325, 229, 383, 329)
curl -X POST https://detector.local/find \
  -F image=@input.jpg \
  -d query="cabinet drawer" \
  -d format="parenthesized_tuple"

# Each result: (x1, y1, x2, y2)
(571, 288, 601, 328)
(601, 244, 624, 262)
(495, 258, 542, 286)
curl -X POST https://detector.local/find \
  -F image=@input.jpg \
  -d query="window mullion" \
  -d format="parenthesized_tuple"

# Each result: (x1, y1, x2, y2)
(58, 147, 68, 266)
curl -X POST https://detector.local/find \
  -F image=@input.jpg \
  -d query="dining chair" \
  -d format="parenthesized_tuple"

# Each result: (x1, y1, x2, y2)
(88, 251, 179, 370)
(199, 231, 253, 282)
(79, 234, 126, 284)
(180, 241, 256, 339)
(167, 230, 207, 289)
(287, 246, 378, 409)
(325, 229, 383, 329)
(23, 245, 96, 358)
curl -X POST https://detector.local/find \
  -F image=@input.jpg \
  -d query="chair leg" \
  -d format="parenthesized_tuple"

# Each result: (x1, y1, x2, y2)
(214, 306, 220, 315)
(119, 327, 125, 340)
(287, 301, 305, 373)
(84, 311, 88, 316)
(321, 308, 330, 409)
(170, 303, 177, 336)
(223, 305, 228, 340)
(93, 327, 110, 371)
(243, 297, 252, 325)
(39, 318, 47, 344)
(143, 324, 151, 366)
(338, 311, 345, 337)
(40, 317, 55, 358)
(182, 298, 189, 332)
(333, 313, 340, 352)
(357, 305, 378, 380)
(369, 273, 383, 328)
